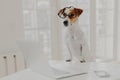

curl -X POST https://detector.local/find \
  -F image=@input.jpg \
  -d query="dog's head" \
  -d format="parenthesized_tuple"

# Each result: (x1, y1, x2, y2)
(58, 6, 83, 27)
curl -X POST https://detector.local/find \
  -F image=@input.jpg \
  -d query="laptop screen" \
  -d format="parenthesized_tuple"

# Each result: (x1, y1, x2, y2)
(17, 41, 69, 78)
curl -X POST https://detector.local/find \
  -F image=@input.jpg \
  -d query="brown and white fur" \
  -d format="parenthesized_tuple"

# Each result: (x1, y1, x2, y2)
(58, 6, 90, 63)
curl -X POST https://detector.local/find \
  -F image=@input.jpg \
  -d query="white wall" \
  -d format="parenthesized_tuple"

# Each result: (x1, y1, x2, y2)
(117, 0, 120, 60)
(0, 0, 24, 53)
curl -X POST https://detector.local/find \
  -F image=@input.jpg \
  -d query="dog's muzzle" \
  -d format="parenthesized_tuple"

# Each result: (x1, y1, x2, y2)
(63, 20, 68, 27)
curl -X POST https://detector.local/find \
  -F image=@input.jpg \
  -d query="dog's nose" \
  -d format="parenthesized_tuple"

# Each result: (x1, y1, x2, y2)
(63, 20, 68, 27)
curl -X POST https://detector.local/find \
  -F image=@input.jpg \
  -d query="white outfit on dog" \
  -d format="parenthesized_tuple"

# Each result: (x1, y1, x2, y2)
(65, 21, 90, 62)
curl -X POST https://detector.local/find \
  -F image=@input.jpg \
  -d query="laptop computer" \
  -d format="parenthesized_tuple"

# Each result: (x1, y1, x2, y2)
(17, 41, 88, 79)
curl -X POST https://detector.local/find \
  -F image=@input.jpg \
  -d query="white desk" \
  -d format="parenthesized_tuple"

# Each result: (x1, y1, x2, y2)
(0, 69, 53, 80)
(0, 62, 120, 80)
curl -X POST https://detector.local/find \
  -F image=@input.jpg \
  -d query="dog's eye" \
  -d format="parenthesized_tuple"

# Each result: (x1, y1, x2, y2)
(70, 14, 75, 17)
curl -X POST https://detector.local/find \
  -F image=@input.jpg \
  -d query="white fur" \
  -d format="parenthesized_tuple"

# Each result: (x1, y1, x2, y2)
(64, 8, 70, 15)
(65, 21, 91, 62)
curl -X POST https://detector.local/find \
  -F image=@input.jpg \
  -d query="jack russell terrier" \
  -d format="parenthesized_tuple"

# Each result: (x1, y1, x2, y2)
(58, 6, 90, 63)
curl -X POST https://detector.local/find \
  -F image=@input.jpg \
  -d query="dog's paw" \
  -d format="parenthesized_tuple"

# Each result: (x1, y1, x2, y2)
(80, 59, 86, 63)
(66, 59, 72, 62)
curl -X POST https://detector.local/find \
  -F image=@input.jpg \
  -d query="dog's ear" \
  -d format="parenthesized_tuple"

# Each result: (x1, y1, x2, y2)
(75, 8, 83, 17)
(58, 8, 67, 19)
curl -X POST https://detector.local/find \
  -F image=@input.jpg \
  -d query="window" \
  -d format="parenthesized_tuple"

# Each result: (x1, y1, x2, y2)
(96, 0, 115, 61)
(22, 0, 51, 57)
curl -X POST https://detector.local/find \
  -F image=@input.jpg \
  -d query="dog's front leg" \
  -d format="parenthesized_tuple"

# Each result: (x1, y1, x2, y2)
(65, 32, 74, 62)
(80, 44, 86, 63)
(66, 40, 73, 62)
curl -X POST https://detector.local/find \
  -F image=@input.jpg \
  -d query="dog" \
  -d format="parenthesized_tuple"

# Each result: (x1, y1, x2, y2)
(58, 6, 90, 63)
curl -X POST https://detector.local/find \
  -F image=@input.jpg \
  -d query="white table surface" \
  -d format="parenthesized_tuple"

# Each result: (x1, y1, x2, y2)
(0, 62, 120, 80)
(0, 69, 53, 80)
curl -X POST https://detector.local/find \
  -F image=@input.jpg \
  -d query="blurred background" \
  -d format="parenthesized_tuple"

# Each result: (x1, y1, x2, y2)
(22, 0, 120, 62)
